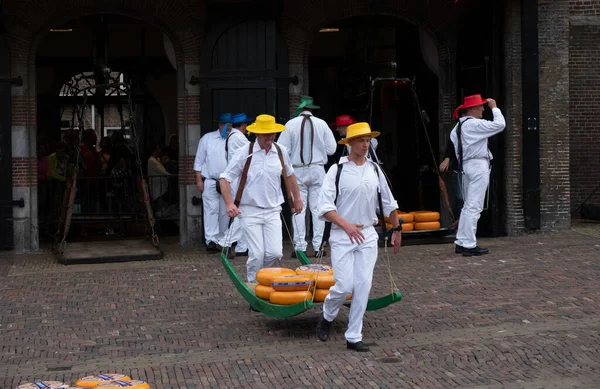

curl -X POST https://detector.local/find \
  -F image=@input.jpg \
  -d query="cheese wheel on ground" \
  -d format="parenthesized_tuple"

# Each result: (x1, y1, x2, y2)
(314, 274, 335, 289)
(95, 382, 150, 389)
(256, 267, 296, 286)
(402, 223, 414, 231)
(415, 221, 441, 230)
(16, 382, 68, 389)
(270, 291, 313, 305)
(414, 211, 440, 222)
(255, 284, 275, 300)
(296, 264, 333, 279)
(75, 375, 131, 388)
(271, 275, 313, 291)
(397, 213, 414, 223)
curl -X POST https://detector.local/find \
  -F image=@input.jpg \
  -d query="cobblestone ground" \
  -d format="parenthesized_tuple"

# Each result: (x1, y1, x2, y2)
(1, 226, 600, 389)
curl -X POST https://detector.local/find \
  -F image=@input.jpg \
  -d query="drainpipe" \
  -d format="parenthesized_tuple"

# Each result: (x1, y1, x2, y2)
(521, 0, 541, 229)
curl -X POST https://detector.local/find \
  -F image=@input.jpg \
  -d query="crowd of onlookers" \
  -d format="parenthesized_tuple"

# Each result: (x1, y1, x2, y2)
(37, 129, 179, 238)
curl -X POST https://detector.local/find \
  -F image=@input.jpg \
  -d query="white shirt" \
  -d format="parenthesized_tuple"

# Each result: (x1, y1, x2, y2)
(226, 128, 250, 163)
(147, 156, 170, 201)
(450, 108, 506, 163)
(317, 157, 398, 228)
(279, 111, 337, 167)
(194, 129, 227, 179)
(220, 142, 294, 208)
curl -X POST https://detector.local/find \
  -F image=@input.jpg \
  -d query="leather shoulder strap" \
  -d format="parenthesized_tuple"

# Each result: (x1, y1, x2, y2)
(299, 114, 314, 166)
(456, 117, 472, 172)
(273, 142, 295, 211)
(371, 161, 387, 235)
(233, 142, 254, 206)
(334, 162, 343, 204)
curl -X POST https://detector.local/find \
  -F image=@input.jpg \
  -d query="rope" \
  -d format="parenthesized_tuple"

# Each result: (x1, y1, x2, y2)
(382, 236, 399, 294)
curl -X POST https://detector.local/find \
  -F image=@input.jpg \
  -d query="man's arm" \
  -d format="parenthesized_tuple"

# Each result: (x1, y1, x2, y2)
(323, 121, 338, 156)
(474, 99, 506, 136)
(286, 173, 303, 214)
(194, 136, 206, 192)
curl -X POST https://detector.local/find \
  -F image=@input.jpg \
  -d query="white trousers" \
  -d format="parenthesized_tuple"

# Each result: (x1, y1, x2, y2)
(323, 226, 378, 343)
(202, 179, 228, 245)
(292, 165, 326, 251)
(239, 205, 283, 283)
(218, 184, 248, 252)
(455, 159, 490, 249)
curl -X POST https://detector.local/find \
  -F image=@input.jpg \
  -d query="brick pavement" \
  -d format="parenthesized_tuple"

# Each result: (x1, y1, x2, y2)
(0, 227, 599, 388)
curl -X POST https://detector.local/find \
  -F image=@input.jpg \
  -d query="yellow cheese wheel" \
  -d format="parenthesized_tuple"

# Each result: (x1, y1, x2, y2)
(256, 267, 296, 286)
(409, 210, 429, 214)
(269, 290, 313, 305)
(95, 381, 151, 389)
(397, 213, 414, 223)
(255, 284, 275, 300)
(402, 222, 414, 231)
(15, 382, 68, 389)
(296, 264, 333, 279)
(313, 289, 352, 302)
(415, 221, 441, 230)
(271, 275, 313, 291)
(314, 274, 336, 289)
(75, 375, 131, 388)
(385, 222, 393, 230)
(414, 211, 440, 222)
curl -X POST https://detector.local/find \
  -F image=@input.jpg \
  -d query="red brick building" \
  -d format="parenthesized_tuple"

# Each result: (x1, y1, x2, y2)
(0, 0, 594, 252)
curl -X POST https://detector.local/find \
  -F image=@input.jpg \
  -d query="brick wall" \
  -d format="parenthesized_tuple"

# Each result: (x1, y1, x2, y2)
(11, 158, 37, 187)
(569, 1, 600, 214)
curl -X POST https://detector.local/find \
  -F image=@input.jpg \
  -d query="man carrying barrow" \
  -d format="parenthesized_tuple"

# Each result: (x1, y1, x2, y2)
(316, 122, 402, 352)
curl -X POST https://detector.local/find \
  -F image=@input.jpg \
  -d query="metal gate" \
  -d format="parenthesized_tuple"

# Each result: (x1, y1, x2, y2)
(0, 35, 14, 249)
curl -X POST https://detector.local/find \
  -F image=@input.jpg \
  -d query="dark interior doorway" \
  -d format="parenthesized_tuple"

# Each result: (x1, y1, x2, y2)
(0, 35, 13, 249)
(309, 16, 441, 214)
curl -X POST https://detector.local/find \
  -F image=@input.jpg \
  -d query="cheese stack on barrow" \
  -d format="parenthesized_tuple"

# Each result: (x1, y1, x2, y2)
(383, 209, 416, 232)
(255, 264, 350, 304)
(410, 210, 441, 231)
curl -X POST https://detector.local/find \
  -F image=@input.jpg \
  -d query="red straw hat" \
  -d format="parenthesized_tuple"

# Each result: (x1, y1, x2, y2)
(330, 114, 356, 127)
(453, 94, 488, 119)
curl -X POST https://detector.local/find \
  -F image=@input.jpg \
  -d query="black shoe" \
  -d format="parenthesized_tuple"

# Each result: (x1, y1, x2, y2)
(226, 248, 236, 260)
(455, 245, 465, 254)
(462, 246, 489, 257)
(316, 316, 332, 342)
(346, 341, 370, 352)
(207, 241, 218, 252)
(236, 250, 249, 257)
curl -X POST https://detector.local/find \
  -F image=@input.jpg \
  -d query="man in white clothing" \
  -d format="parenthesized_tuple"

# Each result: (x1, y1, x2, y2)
(147, 144, 171, 213)
(316, 122, 401, 352)
(219, 112, 252, 259)
(331, 114, 379, 162)
(220, 114, 303, 283)
(279, 96, 337, 257)
(450, 95, 505, 256)
(194, 112, 231, 251)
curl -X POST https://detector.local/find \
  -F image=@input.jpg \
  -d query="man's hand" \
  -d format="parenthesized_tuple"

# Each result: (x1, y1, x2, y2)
(391, 230, 402, 254)
(196, 178, 204, 193)
(226, 203, 241, 218)
(486, 98, 497, 109)
(342, 222, 365, 244)
(293, 198, 304, 215)
(439, 158, 450, 172)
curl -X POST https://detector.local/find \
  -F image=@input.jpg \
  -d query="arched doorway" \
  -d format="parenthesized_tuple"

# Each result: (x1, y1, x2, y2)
(199, 20, 291, 132)
(0, 35, 13, 249)
(36, 14, 180, 244)
(309, 15, 441, 213)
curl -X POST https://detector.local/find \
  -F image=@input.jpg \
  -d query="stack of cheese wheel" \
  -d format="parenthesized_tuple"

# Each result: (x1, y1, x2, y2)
(255, 267, 314, 304)
(384, 210, 415, 232)
(295, 264, 351, 302)
(15, 381, 69, 389)
(75, 375, 131, 388)
(410, 210, 441, 230)
(95, 381, 151, 389)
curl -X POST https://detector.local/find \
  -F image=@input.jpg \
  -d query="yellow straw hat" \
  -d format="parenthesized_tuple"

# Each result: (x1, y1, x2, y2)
(246, 114, 285, 134)
(338, 122, 380, 145)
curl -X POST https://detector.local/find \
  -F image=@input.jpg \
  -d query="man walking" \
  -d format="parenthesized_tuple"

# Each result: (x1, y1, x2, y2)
(316, 122, 402, 352)
(450, 95, 505, 256)
(219, 114, 303, 283)
(194, 112, 231, 251)
(279, 96, 337, 257)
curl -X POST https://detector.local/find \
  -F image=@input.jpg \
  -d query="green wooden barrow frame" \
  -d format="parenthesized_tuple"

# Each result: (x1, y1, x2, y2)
(220, 250, 402, 318)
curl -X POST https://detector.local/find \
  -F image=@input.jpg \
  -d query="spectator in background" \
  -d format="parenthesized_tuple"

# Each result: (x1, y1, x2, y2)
(147, 144, 171, 214)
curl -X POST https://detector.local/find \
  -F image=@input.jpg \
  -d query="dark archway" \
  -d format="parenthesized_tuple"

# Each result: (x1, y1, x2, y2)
(199, 19, 291, 134)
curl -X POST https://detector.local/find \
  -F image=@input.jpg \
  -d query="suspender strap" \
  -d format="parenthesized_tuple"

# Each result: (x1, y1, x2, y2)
(273, 142, 295, 211)
(299, 114, 314, 166)
(225, 133, 232, 161)
(456, 117, 472, 173)
(233, 142, 254, 207)
(320, 163, 344, 249)
(371, 161, 387, 236)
